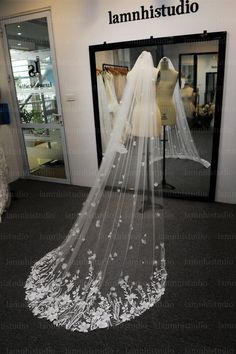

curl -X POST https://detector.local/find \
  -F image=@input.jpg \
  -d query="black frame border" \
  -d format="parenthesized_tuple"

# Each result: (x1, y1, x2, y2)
(89, 31, 227, 202)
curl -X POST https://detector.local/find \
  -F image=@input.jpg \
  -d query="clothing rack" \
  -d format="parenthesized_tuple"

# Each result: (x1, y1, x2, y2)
(102, 63, 129, 75)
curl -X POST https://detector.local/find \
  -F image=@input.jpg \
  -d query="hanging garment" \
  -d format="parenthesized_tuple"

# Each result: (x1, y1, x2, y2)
(114, 72, 127, 103)
(103, 71, 119, 129)
(104, 66, 128, 103)
(155, 58, 210, 168)
(0, 144, 10, 222)
(97, 72, 113, 152)
(25, 51, 167, 333)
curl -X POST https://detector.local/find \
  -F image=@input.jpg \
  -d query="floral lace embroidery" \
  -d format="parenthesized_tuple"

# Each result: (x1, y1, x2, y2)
(25, 249, 167, 332)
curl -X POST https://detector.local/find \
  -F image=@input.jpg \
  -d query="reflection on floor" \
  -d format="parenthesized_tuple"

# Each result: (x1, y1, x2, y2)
(163, 127, 213, 197)
(30, 159, 66, 179)
(107, 127, 213, 198)
(1, 179, 235, 352)
(24, 131, 66, 179)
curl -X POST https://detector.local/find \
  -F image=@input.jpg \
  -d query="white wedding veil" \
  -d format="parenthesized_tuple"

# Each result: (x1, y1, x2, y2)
(25, 51, 167, 332)
(96, 72, 113, 152)
(155, 57, 210, 169)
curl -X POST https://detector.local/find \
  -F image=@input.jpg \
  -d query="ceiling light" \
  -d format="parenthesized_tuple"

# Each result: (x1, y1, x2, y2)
(17, 43, 21, 46)
(17, 32, 22, 35)
(17, 25, 21, 28)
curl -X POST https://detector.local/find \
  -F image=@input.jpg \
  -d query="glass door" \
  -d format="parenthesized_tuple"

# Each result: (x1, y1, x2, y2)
(2, 11, 70, 182)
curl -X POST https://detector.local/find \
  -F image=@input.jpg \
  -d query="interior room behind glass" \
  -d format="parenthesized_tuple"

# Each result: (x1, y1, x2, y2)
(93, 37, 222, 200)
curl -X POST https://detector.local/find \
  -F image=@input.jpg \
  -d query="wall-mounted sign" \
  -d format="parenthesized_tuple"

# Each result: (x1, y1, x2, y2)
(28, 57, 40, 77)
(108, 0, 199, 24)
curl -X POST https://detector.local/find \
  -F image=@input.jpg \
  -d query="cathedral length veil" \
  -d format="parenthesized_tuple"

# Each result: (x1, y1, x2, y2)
(155, 57, 210, 168)
(25, 51, 167, 332)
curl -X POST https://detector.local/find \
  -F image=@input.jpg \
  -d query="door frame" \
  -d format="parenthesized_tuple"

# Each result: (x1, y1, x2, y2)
(1, 10, 71, 184)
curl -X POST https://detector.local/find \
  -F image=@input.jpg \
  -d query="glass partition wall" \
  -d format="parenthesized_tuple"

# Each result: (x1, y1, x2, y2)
(2, 12, 70, 182)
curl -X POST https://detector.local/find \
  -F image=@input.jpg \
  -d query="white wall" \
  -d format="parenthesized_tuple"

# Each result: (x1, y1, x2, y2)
(96, 51, 114, 71)
(0, 0, 235, 203)
(0, 35, 23, 182)
(197, 54, 218, 105)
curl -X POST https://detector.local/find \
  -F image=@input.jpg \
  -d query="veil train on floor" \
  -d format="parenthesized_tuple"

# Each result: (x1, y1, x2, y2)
(25, 51, 210, 332)
(25, 51, 167, 332)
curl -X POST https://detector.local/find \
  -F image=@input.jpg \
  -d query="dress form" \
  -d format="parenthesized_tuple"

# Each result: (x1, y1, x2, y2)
(181, 84, 196, 119)
(156, 57, 178, 190)
(131, 66, 161, 137)
(156, 57, 178, 126)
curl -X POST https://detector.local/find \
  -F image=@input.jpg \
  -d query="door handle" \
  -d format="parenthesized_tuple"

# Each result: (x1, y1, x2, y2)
(52, 113, 63, 125)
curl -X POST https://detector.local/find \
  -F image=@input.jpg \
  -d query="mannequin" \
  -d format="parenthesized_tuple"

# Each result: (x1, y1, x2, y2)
(131, 67, 161, 137)
(181, 83, 196, 127)
(153, 57, 210, 169)
(156, 57, 178, 190)
(156, 57, 178, 126)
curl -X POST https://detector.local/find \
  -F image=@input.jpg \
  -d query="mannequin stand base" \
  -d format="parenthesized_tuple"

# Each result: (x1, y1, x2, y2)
(139, 200, 163, 213)
(157, 181, 175, 190)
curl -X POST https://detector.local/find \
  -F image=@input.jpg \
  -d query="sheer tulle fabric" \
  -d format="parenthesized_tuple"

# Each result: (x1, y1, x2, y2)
(155, 58, 210, 168)
(103, 71, 119, 128)
(25, 51, 167, 332)
(97, 73, 113, 152)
